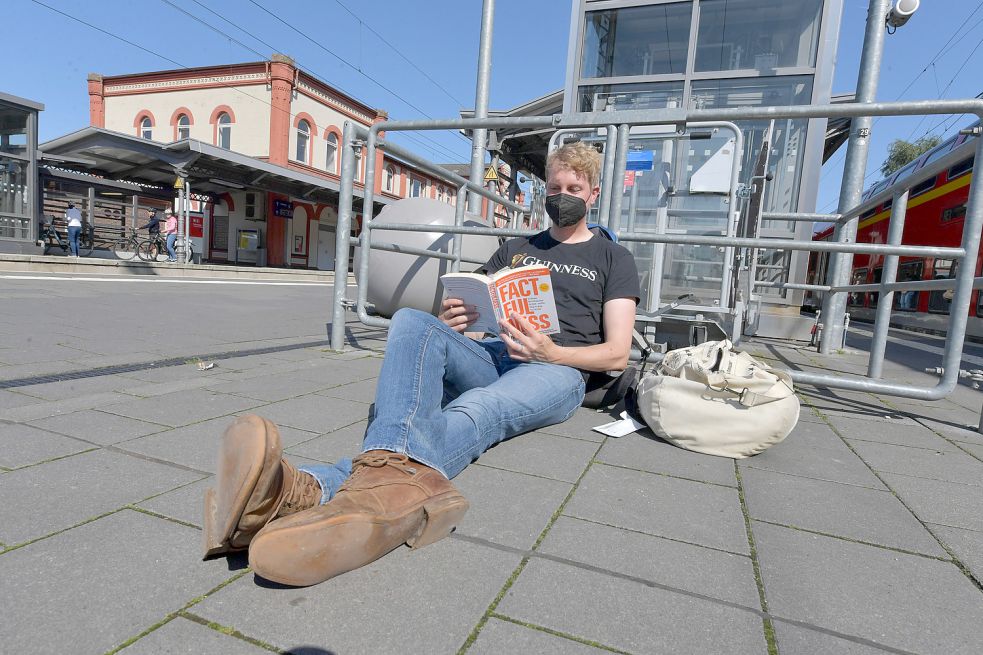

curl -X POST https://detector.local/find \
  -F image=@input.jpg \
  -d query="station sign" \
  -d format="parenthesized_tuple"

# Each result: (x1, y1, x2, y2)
(273, 199, 294, 218)
(190, 215, 203, 238)
(626, 150, 655, 171)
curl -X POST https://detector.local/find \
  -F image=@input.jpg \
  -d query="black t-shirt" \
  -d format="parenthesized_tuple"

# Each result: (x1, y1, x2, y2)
(480, 230, 640, 348)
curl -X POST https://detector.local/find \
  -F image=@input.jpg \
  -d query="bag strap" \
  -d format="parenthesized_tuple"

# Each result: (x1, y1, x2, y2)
(705, 368, 795, 407)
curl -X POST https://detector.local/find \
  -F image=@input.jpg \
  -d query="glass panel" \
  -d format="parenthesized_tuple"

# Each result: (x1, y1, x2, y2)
(219, 126, 231, 150)
(848, 268, 867, 306)
(296, 131, 308, 162)
(894, 261, 923, 311)
(928, 259, 955, 314)
(695, 0, 823, 72)
(582, 3, 692, 79)
(326, 135, 338, 173)
(578, 81, 684, 112)
(0, 154, 30, 219)
(0, 105, 30, 157)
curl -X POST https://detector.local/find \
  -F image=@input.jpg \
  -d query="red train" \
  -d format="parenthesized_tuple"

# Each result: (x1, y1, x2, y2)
(807, 127, 981, 337)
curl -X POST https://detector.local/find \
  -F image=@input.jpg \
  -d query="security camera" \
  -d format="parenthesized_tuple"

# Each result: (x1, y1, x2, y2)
(886, 0, 919, 29)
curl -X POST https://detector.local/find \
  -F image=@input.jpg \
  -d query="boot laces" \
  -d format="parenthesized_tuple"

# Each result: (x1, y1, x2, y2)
(340, 452, 418, 492)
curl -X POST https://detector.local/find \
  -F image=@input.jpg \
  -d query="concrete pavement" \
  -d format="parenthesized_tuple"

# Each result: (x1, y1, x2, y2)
(1, 275, 983, 654)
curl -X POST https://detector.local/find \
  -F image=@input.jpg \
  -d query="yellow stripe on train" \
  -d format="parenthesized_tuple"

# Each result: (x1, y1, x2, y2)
(858, 173, 973, 231)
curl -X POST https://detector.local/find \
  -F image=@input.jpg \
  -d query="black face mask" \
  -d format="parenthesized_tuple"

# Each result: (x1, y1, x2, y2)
(545, 193, 587, 228)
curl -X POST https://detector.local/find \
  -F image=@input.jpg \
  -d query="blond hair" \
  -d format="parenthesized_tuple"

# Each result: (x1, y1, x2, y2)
(546, 141, 602, 188)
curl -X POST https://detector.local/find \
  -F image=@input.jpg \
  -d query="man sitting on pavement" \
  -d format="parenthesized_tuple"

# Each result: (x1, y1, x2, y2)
(202, 141, 641, 586)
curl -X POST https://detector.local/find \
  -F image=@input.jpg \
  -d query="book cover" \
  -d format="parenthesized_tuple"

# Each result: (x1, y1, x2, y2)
(440, 265, 560, 335)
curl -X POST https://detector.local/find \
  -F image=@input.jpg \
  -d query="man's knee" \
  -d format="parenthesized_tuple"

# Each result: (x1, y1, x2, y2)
(390, 307, 440, 335)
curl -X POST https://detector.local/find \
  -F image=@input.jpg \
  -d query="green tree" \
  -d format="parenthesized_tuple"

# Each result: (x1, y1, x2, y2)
(879, 135, 941, 177)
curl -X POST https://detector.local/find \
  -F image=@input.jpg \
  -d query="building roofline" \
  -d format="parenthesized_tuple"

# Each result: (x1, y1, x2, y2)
(0, 91, 44, 111)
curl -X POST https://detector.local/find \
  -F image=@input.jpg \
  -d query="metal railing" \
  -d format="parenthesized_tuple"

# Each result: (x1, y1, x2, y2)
(329, 97, 983, 409)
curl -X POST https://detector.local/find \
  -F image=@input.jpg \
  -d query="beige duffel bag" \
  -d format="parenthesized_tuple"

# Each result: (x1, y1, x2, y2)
(635, 340, 799, 458)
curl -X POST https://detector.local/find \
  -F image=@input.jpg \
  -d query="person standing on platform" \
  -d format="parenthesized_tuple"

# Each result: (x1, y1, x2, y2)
(164, 211, 178, 262)
(66, 202, 83, 257)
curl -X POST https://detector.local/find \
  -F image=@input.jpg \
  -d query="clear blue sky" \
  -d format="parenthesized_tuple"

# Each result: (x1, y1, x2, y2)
(8, 0, 983, 218)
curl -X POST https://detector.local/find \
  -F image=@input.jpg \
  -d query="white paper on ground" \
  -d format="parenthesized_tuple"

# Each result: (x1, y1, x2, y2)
(592, 411, 646, 437)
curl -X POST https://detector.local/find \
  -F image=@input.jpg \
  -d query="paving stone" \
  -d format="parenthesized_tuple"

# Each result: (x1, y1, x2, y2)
(0, 389, 43, 410)
(28, 409, 167, 445)
(119, 364, 229, 383)
(0, 391, 133, 422)
(14, 374, 137, 401)
(121, 377, 224, 399)
(827, 414, 960, 451)
(286, 420, 367, 463)
(918, 418, 983, 446)
(597, 432, 738, 486)
(468, 617, 607, 655)
(139, 477, 213, 528)
(117, 416, 318, 473)
(927, 524, 983, 584)
(454, 464, 572, 550)
(537, 406, 620, 442)
(497, 558, 766, 654)
(290, 358, 382, 386)
(881, 473, 983, 532)
(538, 516, 759, 607)
(564, 463, 749, 554)
(0, 510, 234, 655)
(739, 420, 885, 490)
(476, 432, 598, 483)
(742, 468, 945, 557)
(251, 394, 369, 434)
(773, 622, 896, 654)
(958, 441, 983, 461)
(897, 400, 981, 426)
(195, 538, 519, 655)
(119, 616, 270, 655)
(316, 377, 382, 403)
(205, 372, 332, 403)
(848, 439, 983, 486)
(0, 423, 93, 468)
(98, 389, 266, 428)
(754, 522, 983, 654)
(0, 449, 203, 545)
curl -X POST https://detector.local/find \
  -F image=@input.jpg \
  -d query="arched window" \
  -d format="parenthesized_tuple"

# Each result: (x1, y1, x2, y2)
(384, 165, 396, 192)
(437, 186, 445, 202)
(325, 133, 338, 174)
(176, 114, 190, 140)
(296, 120, 311, 163)
(354, 148, 363, 182)
(217, 112, 232, 149)
(409, 178, 423, 198)
(140, 117, 153, 140)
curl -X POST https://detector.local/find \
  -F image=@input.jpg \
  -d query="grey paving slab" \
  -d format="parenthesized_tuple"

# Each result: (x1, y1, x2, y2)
(498, 558, 767, 655)
(0, 422, 93, 469)
(454, 464, 572, 550)
(0, 448, 203, 544)
(927, 523, 983, 584)
(28, 408, 168, 445)
(827, 414, 961, 451)
(0, 359, 82, 382)
(537, 406, 619, 443)
(741, 467, 946, 557)
(848, 438, 983, 486)
(564, 463, 750, 555)
(959, 440, 983, 461)
(468, 617, 608, 655)
(119, 617, 270, 655)
(0, 389, 44, 410)
(251, 393, 370, 434)
(101, 389, 268, 428)
(538, 515, 760, 607)
(0, 391, 133, 422)
(739, 420, 886, 490)
(917, 417, 983, 446)
(896, 399, 981, 426)
(316, 377, 382, 403)
(285, 420, 368, 463)
(116, 415, 318, 473)
(881, 473, 983, 532)
(120, 376, 226, 399)
(205, 372, 332, 403)
(773, 623, 895, 655)
(0, 509, 234, 655)
(195, 538, 519, 655)
(14, 373, 139, 401)
(597, 432, 738, 486)
(139, 477, 213, 528)
(754, 521, 983, 654)
(119, 363, 230, 383)
(476, 431, 598, 483)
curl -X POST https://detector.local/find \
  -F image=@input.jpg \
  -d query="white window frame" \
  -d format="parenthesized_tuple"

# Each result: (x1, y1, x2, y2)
(326, 133, 338, 174)
(176, 114, 190, 140)
(296, 120, 311, 164)
(217, 112, 232, 149)
(140, 117, 152, 140)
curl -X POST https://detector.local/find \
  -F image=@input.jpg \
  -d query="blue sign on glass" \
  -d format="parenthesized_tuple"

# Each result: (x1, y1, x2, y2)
(626, 150, 655, 171)
(273, 199, 294, 218)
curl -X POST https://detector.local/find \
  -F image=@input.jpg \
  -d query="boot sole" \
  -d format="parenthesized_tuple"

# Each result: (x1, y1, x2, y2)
(202, 415, 280, 559)
(248, 491, 469, 586)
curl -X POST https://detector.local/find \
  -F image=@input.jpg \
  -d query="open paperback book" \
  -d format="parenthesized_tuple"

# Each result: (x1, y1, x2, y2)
(440, 264, 560, 335)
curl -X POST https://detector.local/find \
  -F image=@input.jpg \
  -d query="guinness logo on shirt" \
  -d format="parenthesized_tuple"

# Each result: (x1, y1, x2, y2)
(510, 253, 525, 268)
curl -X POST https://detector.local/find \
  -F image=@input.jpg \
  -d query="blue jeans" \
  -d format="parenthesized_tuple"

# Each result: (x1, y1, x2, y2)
(67, 226, 81, 256)
(299, 308, 586, 504)
(166, 233, 177, 261)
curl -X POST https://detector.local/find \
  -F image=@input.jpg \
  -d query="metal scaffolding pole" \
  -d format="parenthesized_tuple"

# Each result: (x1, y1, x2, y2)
(330, 121, 361, 351)
(819, 0, 892, 353)
(467, 0, 494, 214)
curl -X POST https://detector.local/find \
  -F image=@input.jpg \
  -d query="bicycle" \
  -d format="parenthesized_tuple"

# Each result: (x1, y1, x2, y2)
(38, 218, 93, 257)
(137, 233, 168, 262)
(111, 228, 143, 260)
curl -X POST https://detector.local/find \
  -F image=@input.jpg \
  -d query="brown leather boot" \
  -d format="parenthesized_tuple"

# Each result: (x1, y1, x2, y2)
(247, 450, 469, 586)
(202, 415, 322, 558)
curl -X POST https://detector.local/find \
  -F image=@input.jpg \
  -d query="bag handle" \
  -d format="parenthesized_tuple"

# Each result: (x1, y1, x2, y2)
(705, 368, 794, 407)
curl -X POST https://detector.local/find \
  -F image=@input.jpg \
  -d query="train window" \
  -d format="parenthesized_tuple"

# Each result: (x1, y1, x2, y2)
(894, 261, 924, 312)
(910, 177, 935, 197)
(883, 197, 893, 210)
(928, 259, 956, 314)
(892, 160, 918, 183)
(859, 208, 876, 220)
(948, 157, 974, 179)
(848, 268, 867, 306)
(922, 136, 957, 167)
(942, 203, 967, 223)
(870, 268, 882, 307)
